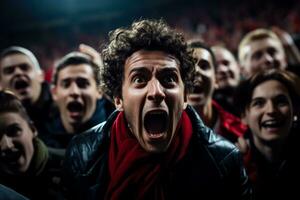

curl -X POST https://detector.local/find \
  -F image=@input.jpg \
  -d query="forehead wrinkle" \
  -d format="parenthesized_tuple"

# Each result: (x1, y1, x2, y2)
(125, 50, 179, 68)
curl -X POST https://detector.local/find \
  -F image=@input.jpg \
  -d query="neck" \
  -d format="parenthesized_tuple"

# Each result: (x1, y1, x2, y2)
(194, 99, 216, 127)
(253, 136, 286, 163)
(61, 117, 77, 134)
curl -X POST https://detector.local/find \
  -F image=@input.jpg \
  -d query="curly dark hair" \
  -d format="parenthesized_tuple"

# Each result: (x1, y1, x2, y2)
(101, 19, 194, 98)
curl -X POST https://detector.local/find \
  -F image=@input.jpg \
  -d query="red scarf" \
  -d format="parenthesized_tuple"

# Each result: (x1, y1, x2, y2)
(105, 111, 193, 200)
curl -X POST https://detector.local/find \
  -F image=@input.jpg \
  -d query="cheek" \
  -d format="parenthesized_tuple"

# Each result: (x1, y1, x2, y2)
(245, 111, 259, 125)
(167, 92, 185, 114)
(20, 137, 34, 154)
(57, 98, 67, 110)
(281, 107, 293, 118)
(1, 77, 10, 85)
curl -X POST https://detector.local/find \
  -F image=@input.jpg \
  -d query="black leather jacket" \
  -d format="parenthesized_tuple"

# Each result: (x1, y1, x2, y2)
(63, 105, 252, 200)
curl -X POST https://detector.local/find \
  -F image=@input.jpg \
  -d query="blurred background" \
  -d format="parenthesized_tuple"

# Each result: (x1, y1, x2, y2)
(1, 0, 299, 77)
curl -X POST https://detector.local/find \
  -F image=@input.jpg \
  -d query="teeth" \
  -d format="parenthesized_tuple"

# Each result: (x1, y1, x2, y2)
(148, 132, 164, 139)
(262, 120, 281, 127)
(265, 121, 277, 125)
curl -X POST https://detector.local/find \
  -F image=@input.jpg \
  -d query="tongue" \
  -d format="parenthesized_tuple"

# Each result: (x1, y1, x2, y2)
(69, 111, 82, 120)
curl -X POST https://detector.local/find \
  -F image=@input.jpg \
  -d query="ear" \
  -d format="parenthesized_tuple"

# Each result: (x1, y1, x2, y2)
(51, 86, 58, 101)
(114, 97, 124, 111)
(241, 111, 248, 125)
(214, 81, 219, 90)
(212, 74, 219, 90)
(38, 70, 45, 83)
(240, 66, 249, 79)
(183, 89, 188, 109)
(29, 123, 38, 138)
(96, 88, 103, 99)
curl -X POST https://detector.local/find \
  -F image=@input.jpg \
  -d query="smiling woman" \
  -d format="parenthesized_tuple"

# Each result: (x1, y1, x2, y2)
(0, 90, 65, 200)
(235, 69, 300, 199)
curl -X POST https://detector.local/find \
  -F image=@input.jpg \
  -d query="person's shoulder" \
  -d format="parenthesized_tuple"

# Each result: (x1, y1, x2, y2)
(186, 104, 240, 160)
(195, 132, 243, 178)
(67, 110, 119, 154)
(68, 121, 107, 152)
(205, 133, 240, 160)
(0, 184, 29, 200)
(65, 120, 109, 168)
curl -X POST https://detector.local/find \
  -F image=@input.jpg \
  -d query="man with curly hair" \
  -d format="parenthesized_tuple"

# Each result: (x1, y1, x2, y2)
(63, 19, 252, 200)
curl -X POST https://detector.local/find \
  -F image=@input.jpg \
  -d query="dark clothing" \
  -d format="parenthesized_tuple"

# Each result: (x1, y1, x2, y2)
(0, 184, 29, 200)
(23, 82, 55, 142)
(243, 129, 300, 200)
(0, 138, 65, 200)
(44, 97, 115, 148)
(287, 63, 300, 78)
(63, 105, 252, 200)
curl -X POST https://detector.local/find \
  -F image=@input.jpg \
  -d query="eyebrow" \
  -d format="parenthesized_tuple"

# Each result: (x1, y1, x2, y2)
(129, 66, 179, 74)
(0, 123, 19, 134)
(128, 67, 149, 75)
(2, 62, 29, 69)
(250, 96, 264, 101)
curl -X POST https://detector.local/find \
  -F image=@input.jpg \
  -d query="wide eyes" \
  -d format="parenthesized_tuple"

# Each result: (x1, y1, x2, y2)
(131, 71, 178, 88)
(19, 64, 29, 72)
(2, 64, 30, 75)
(250, 95, 290, 109)
(6, 124, 22, 137)
(61, 79, 71, 88)
(197, 60, 211, 71)
(250, 98, 265, 108)
(252, 47, 278, 60)
(160, 72, 178, 86)
(252, 51, 263, 60)
(76, 78, 90, 89)
(275, 95, 290, 107)
(132, 74, 147, 85)
(60, 78, 90, 89)
(2, 66, 14, 75)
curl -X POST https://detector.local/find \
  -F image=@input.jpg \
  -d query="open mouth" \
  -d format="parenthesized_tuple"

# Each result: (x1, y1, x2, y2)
(0, 150, 21, 164)
(217, 74, 229, 81)
(13, 79, 29, 91)
(144, 110, 169, 139)
(67, 101, 84, 118)
(261, 119, 285, 129)
(191, 84, 204, 94)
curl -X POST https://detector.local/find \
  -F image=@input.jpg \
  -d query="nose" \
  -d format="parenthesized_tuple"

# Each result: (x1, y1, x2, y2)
(147, 78, 165, 103)
(266, 101, 277, 115)
(262, 53, 274, 68)
(13, 66, 24, 76)
(217, 64, 229, 73)
(0, 135, 14, 151)
(69, 82, 81, 97)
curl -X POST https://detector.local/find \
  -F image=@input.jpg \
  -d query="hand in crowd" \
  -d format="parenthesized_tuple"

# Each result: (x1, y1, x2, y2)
(79, 43, 103, 68)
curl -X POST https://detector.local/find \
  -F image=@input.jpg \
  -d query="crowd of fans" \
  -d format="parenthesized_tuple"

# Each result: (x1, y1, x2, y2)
(1, 0, 300, 199)
(1, 0, 299, 78)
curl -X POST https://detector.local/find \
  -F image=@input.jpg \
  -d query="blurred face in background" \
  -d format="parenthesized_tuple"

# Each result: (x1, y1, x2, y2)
(242, 80, 293, 146)
(241, 38, 286, 78)
(0, 53, 43, 104)
(187, 48, 215, 107)
(0, 112, 37, 175)
(52, 64, 100, 133)
(212, 47, 240, 88)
